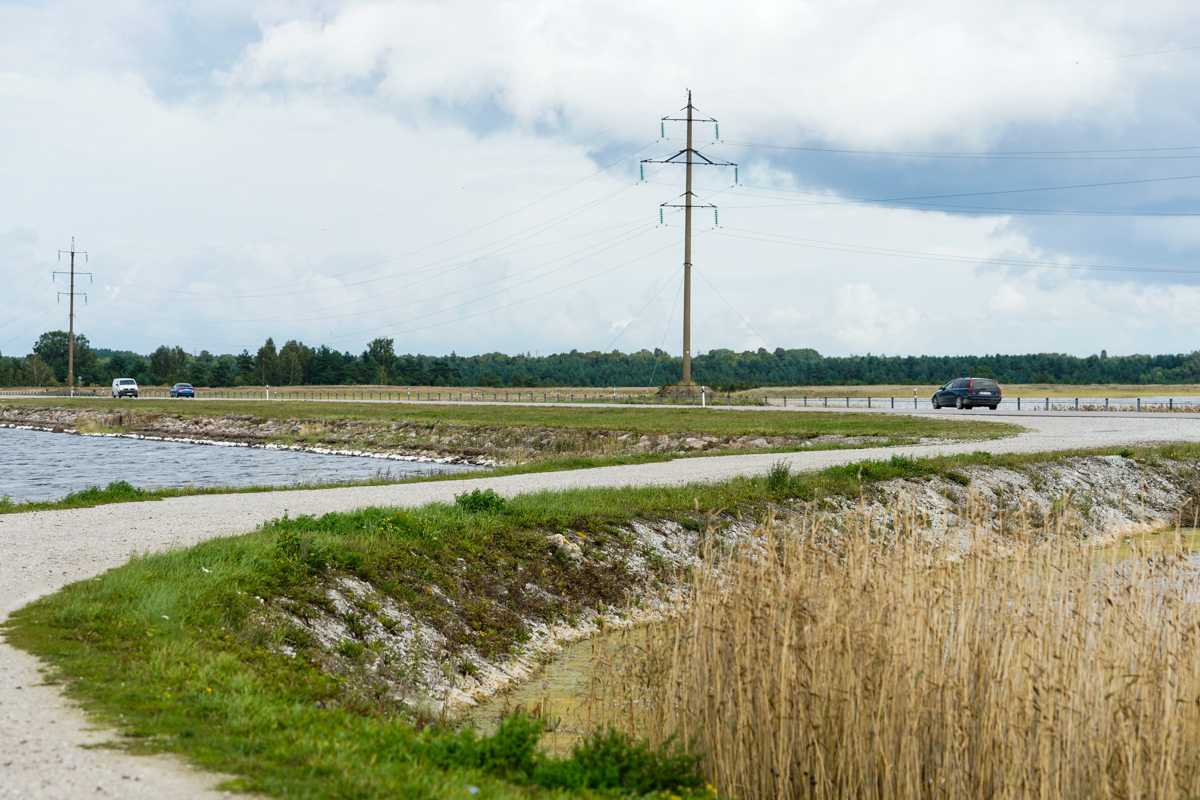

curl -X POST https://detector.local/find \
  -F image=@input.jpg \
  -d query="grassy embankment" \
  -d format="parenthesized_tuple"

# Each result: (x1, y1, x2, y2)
(0, 396, 1019, 437)
(0, 477, 418, 515)
(0, 399, 1019, 514)
(6, 443, 1200, 799)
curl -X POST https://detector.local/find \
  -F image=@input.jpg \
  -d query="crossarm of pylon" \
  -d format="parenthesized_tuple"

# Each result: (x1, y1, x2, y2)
(641, 150, 736, 167)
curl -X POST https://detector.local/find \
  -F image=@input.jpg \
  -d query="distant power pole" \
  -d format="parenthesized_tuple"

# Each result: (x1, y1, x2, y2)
(54, 238, 90, 396)
(642, 91, 735, 385)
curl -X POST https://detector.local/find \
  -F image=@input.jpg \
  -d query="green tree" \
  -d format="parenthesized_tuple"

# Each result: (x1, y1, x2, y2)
(148, 345, 188, 384)
(235, 350, 255, 377)
(24, 354, 56, 386)
(255, 338, 279, 385)
(209, 357, 235, 387)
(277, 340, 312, 386)
(32, 330, 94, 382)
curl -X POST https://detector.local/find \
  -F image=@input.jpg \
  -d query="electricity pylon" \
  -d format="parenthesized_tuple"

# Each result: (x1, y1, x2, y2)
(54, 238, 90, 396)
(642, 91, 735, 385)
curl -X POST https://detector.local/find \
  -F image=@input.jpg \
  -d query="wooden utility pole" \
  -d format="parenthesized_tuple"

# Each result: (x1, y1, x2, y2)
(54, 238, 90, 396)
(643, 92, 734, 386)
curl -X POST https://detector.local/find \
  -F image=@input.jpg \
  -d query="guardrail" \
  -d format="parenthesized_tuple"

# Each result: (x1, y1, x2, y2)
(766, 396, 1200, 412)
(2, 388, 1199, 411)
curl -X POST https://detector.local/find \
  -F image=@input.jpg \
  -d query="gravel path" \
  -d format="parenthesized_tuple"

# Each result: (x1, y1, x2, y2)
(2, 412, 1198, 798)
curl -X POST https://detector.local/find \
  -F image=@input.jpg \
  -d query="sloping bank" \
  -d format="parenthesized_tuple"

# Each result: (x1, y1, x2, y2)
(4, 444, 1199, 798)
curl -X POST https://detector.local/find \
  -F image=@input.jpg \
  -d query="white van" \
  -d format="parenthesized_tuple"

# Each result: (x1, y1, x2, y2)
(112, 378, 139, 398)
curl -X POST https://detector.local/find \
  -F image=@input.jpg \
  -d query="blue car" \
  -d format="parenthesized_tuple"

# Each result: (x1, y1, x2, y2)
(932, 377, 1001, 410)
(170, 382, 196, 398)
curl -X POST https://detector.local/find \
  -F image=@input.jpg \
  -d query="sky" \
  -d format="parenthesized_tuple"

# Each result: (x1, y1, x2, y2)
(2, 0, 1200, 361)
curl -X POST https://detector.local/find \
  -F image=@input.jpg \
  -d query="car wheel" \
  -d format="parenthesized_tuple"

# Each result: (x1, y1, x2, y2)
(955, 397, 965, 410)
(932, 396, 941, 409)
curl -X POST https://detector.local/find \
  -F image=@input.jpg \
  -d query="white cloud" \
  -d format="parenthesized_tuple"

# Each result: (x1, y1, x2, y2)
(1, 0, 1199, 360)
(989, 284, 1028, 316)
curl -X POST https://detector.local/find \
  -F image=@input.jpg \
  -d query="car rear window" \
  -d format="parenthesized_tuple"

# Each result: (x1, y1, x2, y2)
(971, 379, 999, 392)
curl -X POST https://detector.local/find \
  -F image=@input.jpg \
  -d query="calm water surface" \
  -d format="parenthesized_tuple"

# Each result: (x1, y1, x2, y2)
(0, 427, 479, 502)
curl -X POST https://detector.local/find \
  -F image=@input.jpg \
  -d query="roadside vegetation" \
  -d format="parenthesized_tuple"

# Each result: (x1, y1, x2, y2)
(6, 443, 1200, 798)
(0, 475, 421, 516)
(592, 503, 1200, 798)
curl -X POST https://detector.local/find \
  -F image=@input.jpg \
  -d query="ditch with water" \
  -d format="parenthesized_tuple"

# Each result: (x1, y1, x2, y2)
(461, 526, 1200, 754)
(0, 426, 480, 503)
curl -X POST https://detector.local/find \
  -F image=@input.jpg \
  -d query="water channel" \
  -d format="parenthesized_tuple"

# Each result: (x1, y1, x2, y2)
(0, 427, 480, 503)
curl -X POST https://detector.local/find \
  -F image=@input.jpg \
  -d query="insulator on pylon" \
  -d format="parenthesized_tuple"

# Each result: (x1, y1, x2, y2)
(660, 121, 665, 138)
(734, 166, 738, 185)
(715, 123, 719, 140)
(714, 209, 719, 226)
(640, 164, 644, 181)
(659, 208, 664, 224)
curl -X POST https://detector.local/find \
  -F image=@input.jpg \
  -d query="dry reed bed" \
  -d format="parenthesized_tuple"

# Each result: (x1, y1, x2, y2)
(590, 505, 1200, 799)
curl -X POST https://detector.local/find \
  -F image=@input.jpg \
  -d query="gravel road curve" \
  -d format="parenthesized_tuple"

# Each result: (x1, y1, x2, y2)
(2, 412, 1198, 798)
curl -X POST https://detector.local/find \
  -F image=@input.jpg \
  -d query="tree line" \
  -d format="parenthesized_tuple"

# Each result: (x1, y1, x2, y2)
(2, 331, 1198, 389)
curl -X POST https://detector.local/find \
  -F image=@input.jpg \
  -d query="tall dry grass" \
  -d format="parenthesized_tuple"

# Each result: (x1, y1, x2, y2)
(589, 507, 1200, 799)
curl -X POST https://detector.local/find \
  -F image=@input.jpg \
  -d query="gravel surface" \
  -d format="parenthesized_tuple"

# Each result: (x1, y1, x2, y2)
(2, 412, 1198, 798)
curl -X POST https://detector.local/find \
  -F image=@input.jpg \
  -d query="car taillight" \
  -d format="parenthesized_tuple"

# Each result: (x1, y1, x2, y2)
(968, 379, 973, 390)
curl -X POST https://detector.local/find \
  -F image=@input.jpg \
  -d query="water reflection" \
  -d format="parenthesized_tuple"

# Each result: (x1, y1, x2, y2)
(0, 427, 480, 503)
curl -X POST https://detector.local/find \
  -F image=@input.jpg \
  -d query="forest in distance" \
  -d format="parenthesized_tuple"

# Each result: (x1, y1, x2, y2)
(2, 331, 1199, 390)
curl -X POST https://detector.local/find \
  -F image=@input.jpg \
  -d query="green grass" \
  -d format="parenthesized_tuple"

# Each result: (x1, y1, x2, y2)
(0, 397, 1020, 440)
(0, 475, 425, 515)
(9, 443, 1195, 798)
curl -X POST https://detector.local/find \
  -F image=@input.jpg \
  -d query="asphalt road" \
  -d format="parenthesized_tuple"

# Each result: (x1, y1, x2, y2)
(2, 411, 1199, 798)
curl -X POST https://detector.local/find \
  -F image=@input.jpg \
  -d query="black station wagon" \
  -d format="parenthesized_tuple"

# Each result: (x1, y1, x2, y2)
(932, 377, 1002, 410)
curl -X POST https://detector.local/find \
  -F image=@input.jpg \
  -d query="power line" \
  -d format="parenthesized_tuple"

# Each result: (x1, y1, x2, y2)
(104, 141, 658, 300)
(648, 272, 685, 388)
(607, 266, 682, 351)
(86, 101, 678, 254)
(109, 220, 661, 327)
(724, 139, 1200, 160)
(712, 225, 1200, 276)
(718, 184, 1200, 216)
(693, 266, 770, 350)
(331, 232, 698, 343)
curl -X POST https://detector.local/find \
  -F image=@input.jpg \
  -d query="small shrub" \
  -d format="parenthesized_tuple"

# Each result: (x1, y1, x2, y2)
(455, 488, 507, 514)
(712, 381, 760, 393)
(946, 471, 971, 486)
(536, 727, 704, 794)
(343, 613, 370, 639)
(272, 527, 331, 574)
(336, 640, 365, 660)
(766, 460, 792, 495)
(424, 715, 704, 794)
(424, 714, 540, 778)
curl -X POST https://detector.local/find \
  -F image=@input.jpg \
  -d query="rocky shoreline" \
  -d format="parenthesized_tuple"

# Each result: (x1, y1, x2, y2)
(0, 405, 899, 466)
